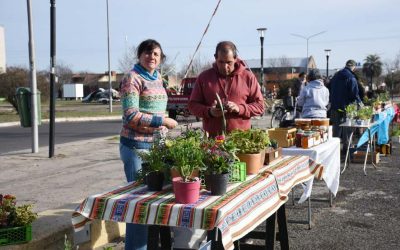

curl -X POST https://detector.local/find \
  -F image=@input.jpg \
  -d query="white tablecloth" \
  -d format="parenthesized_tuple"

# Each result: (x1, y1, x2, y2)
(282, 137, 340, 202)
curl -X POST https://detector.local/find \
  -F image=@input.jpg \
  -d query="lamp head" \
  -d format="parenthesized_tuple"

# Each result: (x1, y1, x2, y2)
(257, 28, 267, 38)
(324, 49, 331, 56)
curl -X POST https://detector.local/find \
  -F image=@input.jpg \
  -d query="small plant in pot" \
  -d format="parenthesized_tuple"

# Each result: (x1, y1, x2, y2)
(202, 136, 237, 195)
(0, 194, 37, 246)
(356, 106, 373, 125)
(136, 142, 168, 191)
(344, 103, 357, 125)
(229, 129, 270, 175)
(167, 136, 206, 204)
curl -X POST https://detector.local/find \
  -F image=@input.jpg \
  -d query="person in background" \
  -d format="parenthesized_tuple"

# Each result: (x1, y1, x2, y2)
(119, 39, 177, 250)
(297, 69, 329, 118)
(329, 59, 363, 155)
(293, 72, 307, 97)
(188, 41, 264, 137)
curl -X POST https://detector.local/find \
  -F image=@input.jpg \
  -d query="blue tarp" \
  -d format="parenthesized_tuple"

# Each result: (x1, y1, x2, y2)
(356, 107, 395, 148)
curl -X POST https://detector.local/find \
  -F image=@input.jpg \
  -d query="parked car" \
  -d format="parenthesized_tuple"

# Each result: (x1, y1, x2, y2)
(82, 89, 119, 104)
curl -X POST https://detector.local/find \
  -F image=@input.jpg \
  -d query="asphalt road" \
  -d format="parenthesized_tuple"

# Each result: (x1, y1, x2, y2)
(0, 115, 201, 155)
(0, 120, 122, 155)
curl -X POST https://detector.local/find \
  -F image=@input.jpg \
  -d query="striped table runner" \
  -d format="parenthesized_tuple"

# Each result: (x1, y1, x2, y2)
(72, 155, 321, 250)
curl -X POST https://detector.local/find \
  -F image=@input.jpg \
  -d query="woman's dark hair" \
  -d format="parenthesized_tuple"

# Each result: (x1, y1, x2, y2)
(136, 39, 166, 62)
(214, 41, 238, 58)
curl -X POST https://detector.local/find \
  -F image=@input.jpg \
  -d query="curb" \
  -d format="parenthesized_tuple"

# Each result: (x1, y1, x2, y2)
(0, 116, 121, 128)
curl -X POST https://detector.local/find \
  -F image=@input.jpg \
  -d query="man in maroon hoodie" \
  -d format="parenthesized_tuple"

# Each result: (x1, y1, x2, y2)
(188, 41, 265, 137)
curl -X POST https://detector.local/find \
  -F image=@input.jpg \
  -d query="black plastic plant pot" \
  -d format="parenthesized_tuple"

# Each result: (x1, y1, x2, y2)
(210, 173, 229, 196)
(204, 174, 212, 191)
(146, 171, 164, 191)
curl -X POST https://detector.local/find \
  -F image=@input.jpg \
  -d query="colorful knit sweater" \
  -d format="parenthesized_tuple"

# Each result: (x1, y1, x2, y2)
(119, 68, 167, 149)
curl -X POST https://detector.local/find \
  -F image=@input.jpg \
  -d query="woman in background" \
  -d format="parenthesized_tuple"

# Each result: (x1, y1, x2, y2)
(297, 69, 330, 118)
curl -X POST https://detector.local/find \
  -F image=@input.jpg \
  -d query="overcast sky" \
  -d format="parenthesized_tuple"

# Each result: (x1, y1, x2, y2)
(1, 0, 399, 74)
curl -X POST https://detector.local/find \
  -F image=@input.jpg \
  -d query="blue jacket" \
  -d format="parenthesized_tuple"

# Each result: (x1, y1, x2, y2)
(297, 79, 329, 118)
(329, 67, 361, 111)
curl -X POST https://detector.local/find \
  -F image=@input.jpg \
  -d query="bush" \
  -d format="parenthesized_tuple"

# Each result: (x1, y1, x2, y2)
(0, 67, 49, 112)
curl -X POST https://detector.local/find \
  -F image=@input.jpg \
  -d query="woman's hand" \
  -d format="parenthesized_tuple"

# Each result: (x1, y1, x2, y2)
(163, 117, 178, 129)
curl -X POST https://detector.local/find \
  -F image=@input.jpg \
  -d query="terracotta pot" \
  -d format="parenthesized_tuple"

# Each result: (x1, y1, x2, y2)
(172, 177, 201, 204)
(236, 152, 262, 175)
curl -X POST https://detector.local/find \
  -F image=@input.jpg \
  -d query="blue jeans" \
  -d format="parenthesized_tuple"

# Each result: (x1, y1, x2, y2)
(119, 143, 148, 250)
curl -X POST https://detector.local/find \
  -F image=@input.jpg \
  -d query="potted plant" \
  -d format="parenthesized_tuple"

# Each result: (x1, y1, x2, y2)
(229, 129, 270, 175)
(356, 106, 373, 125)
(136, 141, 168, 191)
(0, 194, 37, 246)
(391, 125, 400, 143)
(202, 136, 237, 195)
(167, 136, 206, 203)
(344, 103, 357, 125)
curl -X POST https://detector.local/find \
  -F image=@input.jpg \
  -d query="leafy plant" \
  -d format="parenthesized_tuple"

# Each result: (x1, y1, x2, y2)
(0, 194, 37, 228)
(378, 92, 389, 102)
(270, 139, 278, 149)
(64, 234, 73, 250)
(136, 142, 168, 175)
(344, 103, 357, 119)
(167, 136, 205, 182)
(202, 136, 238, 175)
(229, 129, 270, 154)
(357, 106, 373, 120)
(392, 125, 400, 136)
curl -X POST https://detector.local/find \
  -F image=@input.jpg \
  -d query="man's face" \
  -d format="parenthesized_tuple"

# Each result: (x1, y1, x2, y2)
(215, 50, 236, 76)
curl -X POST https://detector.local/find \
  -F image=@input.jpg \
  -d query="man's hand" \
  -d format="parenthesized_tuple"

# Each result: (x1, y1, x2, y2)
(163, 117, 178, 129)
(209, 100, 224, 117)
(224, 101, 239, 114)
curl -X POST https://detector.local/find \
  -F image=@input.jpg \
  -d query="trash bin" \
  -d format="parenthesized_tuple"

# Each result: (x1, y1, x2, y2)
(15, 87, 41, 127)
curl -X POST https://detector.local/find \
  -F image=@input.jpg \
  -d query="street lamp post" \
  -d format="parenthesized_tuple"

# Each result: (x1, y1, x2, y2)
(324, 49, 331, 81)
(257, 28, 267, 95)
(106, 0, 113, 113)
(291, 31, 326, 75)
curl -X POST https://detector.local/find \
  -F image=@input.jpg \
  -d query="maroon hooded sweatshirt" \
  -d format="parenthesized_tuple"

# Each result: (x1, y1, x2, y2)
(188, 58, 264, 137)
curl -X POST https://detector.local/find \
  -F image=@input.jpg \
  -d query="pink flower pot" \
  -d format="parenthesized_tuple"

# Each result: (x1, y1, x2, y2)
(172, 177, 200, 204)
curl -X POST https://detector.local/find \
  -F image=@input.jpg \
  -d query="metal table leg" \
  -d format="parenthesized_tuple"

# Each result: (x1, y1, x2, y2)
(307, 197, 312, 229)
(342, 130, 354, 174)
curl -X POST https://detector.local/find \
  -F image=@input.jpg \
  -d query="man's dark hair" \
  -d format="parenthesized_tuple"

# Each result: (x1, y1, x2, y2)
(214, 41, 238, 58)
(299, 72, 305, 78)
(136, 39, 166, 62)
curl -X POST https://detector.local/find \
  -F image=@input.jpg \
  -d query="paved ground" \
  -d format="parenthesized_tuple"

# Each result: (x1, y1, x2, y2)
(1, 115, 399, 249)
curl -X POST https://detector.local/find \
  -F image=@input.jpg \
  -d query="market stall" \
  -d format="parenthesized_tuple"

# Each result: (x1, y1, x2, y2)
(72, 155, 322, 250)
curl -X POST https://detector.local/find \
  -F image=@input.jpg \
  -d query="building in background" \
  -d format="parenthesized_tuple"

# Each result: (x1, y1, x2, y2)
(0, 25, 6, 74)
(246, 56, 317, 92)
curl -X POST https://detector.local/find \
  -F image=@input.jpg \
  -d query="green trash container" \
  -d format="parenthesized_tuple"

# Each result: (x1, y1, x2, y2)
(15, 87, 41, 127)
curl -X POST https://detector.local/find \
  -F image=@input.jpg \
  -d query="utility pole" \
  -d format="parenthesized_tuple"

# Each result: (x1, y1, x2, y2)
(26, 0, 39, 153)
(106, 0, 113, 113)
(49, 0, 56, 158)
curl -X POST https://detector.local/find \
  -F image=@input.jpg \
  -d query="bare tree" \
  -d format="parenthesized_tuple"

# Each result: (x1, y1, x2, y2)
(118, 45, 137, 73)
(178, 55, 212, 79)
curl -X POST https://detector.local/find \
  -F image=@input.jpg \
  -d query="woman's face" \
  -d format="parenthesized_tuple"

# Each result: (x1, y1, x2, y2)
(139, 47, 162, 74)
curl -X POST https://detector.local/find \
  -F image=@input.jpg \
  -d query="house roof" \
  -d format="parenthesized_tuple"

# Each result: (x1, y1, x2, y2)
(245, 57, 314, 69)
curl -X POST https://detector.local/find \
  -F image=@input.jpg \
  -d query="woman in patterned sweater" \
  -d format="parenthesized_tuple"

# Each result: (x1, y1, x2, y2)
(119, 39, 177, 250)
